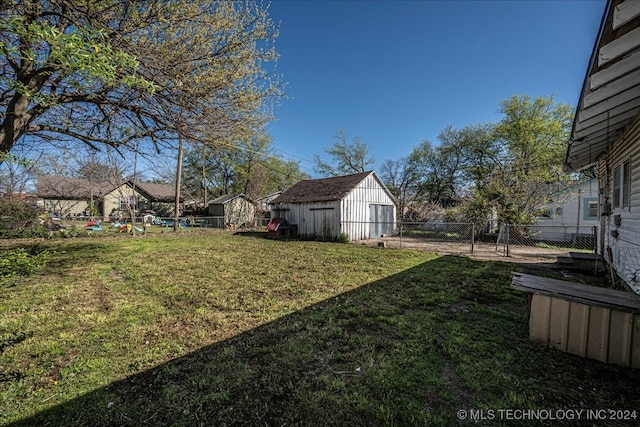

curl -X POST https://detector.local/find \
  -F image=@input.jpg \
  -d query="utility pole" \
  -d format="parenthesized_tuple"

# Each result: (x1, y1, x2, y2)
(174, 79, 184, 233)
(174, 135, 183, 233)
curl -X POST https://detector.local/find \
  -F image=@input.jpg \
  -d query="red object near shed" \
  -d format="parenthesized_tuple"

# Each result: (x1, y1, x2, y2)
(266, 217, 294, 238)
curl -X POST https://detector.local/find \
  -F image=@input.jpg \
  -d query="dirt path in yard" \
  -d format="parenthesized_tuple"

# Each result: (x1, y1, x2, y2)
(356, 236, 568, 267)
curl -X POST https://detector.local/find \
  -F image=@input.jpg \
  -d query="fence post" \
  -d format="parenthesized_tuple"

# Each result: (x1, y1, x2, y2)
(506, 225, 510, 257)
(593, 225, 597, 254)
(399, 221, 403, 249)
(470, 223, 474, 254)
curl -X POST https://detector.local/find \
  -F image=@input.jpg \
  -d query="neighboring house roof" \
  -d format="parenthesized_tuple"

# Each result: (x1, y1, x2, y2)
(37, 175, 113, 200)
(37, 175, 177, 202)
(209, 194, 255, 205)
(256, 192, 282, 203)
(132, 181, 175, 203)
(271, 171, 388, 204)
(565, 0, 640, 171)
(256, 192, 283, 210)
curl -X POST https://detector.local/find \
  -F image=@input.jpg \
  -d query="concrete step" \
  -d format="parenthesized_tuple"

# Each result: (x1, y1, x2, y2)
(557, 252, 605, 274)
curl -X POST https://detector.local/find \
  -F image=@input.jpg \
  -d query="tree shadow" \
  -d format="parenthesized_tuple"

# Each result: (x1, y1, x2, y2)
(232, 230, 270, 239)
(8, 256, 640, 426)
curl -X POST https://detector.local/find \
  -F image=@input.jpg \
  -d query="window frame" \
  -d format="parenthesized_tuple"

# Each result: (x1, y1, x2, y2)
(612, 159, 630, 210)
(583, 197, 598, 220)
(119, 196, 140, 211)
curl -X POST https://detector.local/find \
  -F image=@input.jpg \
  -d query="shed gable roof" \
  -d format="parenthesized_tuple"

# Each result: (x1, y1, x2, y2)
(271, 171, 376, 204)
(209, 193, 255, 205)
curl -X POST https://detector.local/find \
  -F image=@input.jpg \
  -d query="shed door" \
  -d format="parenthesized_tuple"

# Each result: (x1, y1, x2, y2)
(369, 204, 394, 238)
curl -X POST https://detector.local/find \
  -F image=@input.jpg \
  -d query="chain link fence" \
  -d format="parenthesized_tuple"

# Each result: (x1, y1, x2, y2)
(56, 216, 598, 262)
(357, 221, 476, 253)
(360, 221, 598, 261)
(497, 224, 597, 259)
(58, 215, 251, 229)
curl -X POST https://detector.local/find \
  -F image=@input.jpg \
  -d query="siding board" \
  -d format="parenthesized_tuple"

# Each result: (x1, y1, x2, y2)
(604, 115, 640, 292)
(613, 0, 640, 30)
(598, 26, 640, 66)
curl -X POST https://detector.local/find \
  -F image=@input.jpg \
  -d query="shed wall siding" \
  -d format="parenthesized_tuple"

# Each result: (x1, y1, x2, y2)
(208, 198, 255, 227)
(279, 201, 340, 240)
(341, 174, 397, 241)
(602, 114, 640, 292)
(228, 198, 255, 226)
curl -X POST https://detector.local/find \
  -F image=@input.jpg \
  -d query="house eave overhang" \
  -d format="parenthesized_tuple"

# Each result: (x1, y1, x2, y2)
(564, 0, 640, 173)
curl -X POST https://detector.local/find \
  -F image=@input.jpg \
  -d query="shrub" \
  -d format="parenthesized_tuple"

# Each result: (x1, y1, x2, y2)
(0, 200, 48, 238)
(337, 232, 350, 244)
(0, 248, 49, 287)
(50, 226, 89, 238)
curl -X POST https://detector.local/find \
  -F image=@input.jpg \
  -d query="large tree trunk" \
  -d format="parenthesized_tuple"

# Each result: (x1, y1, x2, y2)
(0, 95, 31, 157)
(1, 76, 45, 162)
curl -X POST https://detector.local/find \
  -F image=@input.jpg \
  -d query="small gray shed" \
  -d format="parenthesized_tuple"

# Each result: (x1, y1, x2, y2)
(207, 194, 256, 228)
(270, 171, 396, 241)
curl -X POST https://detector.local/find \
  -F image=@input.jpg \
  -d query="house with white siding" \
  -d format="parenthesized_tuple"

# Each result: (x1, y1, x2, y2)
(269, 171, 396, 242)
(565, 0, 640, 292)
(535, 178, 599, 243)
(510, 0, 640, 369)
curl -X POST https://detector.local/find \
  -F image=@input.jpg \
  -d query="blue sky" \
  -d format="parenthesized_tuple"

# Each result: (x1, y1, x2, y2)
(265, 0, 607, 177)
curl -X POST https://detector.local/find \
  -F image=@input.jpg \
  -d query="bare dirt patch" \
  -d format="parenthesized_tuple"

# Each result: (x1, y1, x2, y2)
(356, 236, 569, 266)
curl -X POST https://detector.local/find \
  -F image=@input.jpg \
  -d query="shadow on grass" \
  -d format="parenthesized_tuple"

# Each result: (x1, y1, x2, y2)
(8, 256, 640, 426)
(232, 230, 270, 239)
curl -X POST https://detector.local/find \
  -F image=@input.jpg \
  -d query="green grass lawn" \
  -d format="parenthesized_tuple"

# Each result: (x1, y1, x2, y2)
(1, 229, 639, 426)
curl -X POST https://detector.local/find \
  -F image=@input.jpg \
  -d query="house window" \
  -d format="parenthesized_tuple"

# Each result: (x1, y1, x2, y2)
(612, 160, 630, 209)
(119, 196, 139, 211)
(537, 207, 552, 218)
(583, 198, 598, 220)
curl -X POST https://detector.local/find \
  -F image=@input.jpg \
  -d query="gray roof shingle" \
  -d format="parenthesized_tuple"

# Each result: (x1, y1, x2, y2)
(271, 171, 373, 204)
(37, 176, 176, 202)
(37, 176, 114, 199)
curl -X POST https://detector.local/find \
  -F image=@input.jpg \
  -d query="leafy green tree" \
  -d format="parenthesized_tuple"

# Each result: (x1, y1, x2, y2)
(314, 130, 375, 177)
(408, 138, 463, 204)
(438, 95, 573, 226)
(384, 95, 574, 227)
(0, 1, 283, 163)
(381, 135, 472, 220)
(488, 94, 574, 224)
(182, 132, 308, 205)
(380, 156, 418, 220)
(265, 157, 309, 192)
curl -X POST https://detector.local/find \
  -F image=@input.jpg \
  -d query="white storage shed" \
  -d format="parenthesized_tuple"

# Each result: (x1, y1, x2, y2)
(270, 171, 397, 242)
